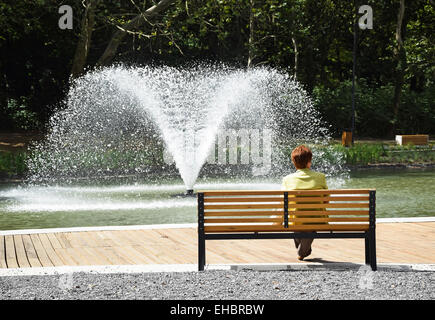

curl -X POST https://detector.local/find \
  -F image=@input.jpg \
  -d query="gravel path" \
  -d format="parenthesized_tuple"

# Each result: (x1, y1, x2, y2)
(1, 269, 434, 300)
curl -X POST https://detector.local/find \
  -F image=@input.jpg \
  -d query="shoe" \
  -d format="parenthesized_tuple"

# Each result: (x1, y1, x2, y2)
(297, 249, 312, 261)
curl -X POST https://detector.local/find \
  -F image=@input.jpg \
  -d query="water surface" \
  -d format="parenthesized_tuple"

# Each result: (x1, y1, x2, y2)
(0, 168, 433, 230)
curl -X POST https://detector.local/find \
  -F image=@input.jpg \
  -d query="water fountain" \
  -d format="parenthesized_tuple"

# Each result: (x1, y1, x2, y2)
(26, 64, 338, 193)
(0, 64, 355, 230)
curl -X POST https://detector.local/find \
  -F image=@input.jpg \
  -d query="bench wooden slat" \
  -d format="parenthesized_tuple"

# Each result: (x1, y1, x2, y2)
(204, 211, 284, 216)
(204, 218, 283, 223)
(203, 210, 369, 216)
(204, 224, 370, 233)
(205, 217, 369, 224)
(204, 197, 283, 203)
(290, 210, 369, 216)
(201, 189, 373, 196)
(288, 217, 369, 223)
(204, 196, 369, 203)
(288, 203, 369, 209)
(288, 196, 369, 202)
(205, 203, 369, 210)
(205, 204, 283, 210)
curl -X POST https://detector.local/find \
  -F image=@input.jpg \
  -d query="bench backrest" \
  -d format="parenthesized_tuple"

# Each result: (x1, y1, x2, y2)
(198, 189, 376, 233)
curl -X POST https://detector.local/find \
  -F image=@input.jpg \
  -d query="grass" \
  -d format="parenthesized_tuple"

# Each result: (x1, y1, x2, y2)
(0, 142, 434, 178)
(330, 142, 435, 165)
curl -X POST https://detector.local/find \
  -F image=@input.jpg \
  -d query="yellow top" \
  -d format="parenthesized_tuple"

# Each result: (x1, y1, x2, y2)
(281, 168, 328, 226)
(281, 168, 328, 190)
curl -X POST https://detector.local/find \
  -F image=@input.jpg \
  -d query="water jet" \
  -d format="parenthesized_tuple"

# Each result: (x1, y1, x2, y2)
(26, 64, 338, 192)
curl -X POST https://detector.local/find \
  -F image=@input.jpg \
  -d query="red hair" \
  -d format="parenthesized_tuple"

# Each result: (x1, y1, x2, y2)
(291, 145, 312, 169)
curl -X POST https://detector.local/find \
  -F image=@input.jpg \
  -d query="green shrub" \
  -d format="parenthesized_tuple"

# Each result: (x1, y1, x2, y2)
(6, 98, 41, 131)
(0, 151, 27, 176)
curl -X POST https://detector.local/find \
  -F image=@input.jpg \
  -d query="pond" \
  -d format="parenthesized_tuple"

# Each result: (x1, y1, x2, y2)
(0, 168, 434, 230)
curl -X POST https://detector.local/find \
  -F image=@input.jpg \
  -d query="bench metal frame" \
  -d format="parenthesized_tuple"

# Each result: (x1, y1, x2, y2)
(197, 190, 377, 271)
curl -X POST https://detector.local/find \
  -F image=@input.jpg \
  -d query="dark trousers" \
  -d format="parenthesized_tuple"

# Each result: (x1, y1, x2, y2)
(294, 234, 314, 258)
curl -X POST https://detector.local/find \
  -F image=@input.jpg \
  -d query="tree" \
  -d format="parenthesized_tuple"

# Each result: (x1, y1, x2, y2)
(70, 0, 177, 78)
(392, 0, 406, 135)
(71, 0, 98, 78)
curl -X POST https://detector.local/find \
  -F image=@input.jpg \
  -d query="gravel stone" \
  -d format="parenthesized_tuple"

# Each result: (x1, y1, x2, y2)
(0, 269, 434, 300)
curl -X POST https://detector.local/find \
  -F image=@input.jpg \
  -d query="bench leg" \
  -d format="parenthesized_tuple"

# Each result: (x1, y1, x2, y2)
(365, 235, 370, 265)
(198, 235, 205, 271)
(369, 229, 377, 271)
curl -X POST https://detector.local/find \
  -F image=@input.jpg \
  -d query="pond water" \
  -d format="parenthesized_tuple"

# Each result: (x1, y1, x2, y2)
(0, 168, 434, 230)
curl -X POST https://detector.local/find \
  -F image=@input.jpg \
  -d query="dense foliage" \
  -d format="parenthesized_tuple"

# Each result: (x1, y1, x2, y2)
(0, 0, 433, 137)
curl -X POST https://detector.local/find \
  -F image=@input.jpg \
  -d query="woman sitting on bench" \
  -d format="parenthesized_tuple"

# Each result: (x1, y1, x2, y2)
(282, 145, 328, 260)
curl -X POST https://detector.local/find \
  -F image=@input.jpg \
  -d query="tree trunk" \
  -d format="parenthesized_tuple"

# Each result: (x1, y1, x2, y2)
(247, 0, 255, 68)
(71, 0, 97, 78)
(391, 0, 406, 136)
(291, 37, 298, 79)
(97, 0, 176, 67)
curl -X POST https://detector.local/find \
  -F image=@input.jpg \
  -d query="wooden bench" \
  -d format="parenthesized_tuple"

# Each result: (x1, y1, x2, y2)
(197, 189, 377, 271)
(395, 134, 429, 145)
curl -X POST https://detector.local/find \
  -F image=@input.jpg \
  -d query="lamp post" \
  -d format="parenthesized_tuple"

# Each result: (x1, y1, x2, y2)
(351, 3, 373, 145)
(351, 0, 358, 145)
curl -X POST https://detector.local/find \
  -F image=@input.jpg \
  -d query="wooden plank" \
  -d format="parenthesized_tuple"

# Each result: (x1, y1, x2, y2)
(288, 217, 369, 223)
(205, 203, 368, 210)
(4, 235, 18, 268)
(136, 230, 187, 264)
(46, 233, 76, 266)
(69, 232, 90, 248)
(13, 235, 30, 268)
(205, 204, 283, 210)
(103, 231, 139, 264)
(205, 224, 369, 233)
(56, 233, 72, 249)
(65, 247, 91, 266)
(99, 247, 127, 265)
(22, 234, 42, 267)
(201, 189, 373, 196)
(85, 231, 107, 248)
(205, 211, 284, 217)
(46, 233, 63, 249)
(203, 190, 286, 196)
(95, 231, 118, 247)
(152, 228, 198, 263)
(30, 234, 54, 267)
(0, 236, 7, 268)
(204, 210, 369, 217)
(204, 197, 283, 203)
(204, 196, 369, 203)
(205, 217, 369, 224)
(291, 210, 369, 216)
(288, 203, 369, 209)
(205, 217, 283, 223)
(288, 196, 369, 202)
(38, 233, 64, 267)
(81, 247, 107, 265)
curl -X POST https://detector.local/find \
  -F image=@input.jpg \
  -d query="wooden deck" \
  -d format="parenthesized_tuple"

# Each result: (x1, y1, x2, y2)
(0, 222, 434, 269)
